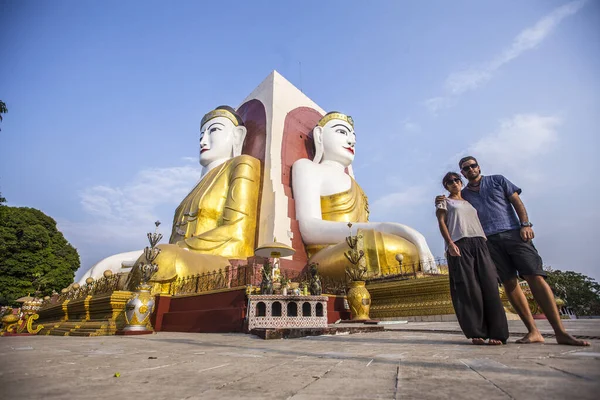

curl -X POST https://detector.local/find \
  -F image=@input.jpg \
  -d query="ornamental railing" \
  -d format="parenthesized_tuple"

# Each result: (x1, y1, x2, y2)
(366, 257, 449, 283)
(168, 265, 261, 296)
(42, 273, 121, 307)
(166, 259, 450, 297)
(39, 257, 452, 305)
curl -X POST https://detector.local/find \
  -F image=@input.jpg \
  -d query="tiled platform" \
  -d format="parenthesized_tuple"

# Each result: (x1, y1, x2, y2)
(1, 319, 599, 399)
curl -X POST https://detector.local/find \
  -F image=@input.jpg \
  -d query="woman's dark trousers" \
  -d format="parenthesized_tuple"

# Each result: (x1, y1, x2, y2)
(447, 237, 509, 342)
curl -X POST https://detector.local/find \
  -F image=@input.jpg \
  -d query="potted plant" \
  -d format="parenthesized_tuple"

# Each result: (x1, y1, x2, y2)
(345, 264, 371, 321)
(344, 229, 371, 321)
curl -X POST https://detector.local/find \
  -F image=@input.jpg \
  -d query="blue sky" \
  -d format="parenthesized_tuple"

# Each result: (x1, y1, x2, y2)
(1, 0, 598, 281)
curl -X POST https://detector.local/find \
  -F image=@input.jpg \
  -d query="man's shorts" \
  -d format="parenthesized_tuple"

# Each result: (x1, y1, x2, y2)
(486, 229, 546, 283)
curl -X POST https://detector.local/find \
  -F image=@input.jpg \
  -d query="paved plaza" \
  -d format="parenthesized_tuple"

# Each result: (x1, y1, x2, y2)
(1, 320, 599, 400)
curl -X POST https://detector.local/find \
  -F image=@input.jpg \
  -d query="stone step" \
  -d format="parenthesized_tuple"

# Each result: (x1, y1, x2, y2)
(68, 331, 97, 337)
(49, 329, 71, 336)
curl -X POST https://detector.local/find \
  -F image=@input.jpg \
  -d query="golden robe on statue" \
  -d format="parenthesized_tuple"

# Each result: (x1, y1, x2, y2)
(126, 154, 261, 290)
(307, 178, 419, 280)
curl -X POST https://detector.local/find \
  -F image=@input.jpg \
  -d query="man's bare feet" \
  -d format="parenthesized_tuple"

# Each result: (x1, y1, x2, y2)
(472, 338, 485, 345)
(556, 332, 590, 346)
(515, 331, 545, 344)
(488, 339, 503, 345)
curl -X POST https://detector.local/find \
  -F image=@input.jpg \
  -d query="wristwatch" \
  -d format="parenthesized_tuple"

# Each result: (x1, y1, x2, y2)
(520, 222, 533, 228)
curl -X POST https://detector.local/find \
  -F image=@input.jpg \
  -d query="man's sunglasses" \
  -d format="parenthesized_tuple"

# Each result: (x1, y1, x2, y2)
(445, 178, 462, 186)
(461, 163, 479, 172)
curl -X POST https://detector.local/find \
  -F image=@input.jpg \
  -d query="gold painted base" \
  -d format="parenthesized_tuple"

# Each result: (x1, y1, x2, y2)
(368, 275, 529, 320)
(498, 281, 561, 317)
(368, 275, 456, 318)
(37, 291, 133, 336)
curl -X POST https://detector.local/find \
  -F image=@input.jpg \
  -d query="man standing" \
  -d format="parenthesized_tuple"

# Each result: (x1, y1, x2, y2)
(437, 156, 588, 346)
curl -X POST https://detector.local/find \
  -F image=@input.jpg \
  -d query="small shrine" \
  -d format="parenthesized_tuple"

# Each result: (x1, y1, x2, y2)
(246, 295, 328, 331)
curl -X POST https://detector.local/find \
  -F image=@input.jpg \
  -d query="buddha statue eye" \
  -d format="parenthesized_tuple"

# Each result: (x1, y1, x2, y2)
(336, 129, 347, 135)
(210, 127, 220, 134)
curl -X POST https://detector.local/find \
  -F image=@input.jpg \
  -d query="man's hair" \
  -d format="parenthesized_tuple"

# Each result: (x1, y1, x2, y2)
(458, 156, 478, 169)
(442, 172, 463, 188)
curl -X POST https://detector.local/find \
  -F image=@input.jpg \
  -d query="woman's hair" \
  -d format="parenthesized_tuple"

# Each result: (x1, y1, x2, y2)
(442, 172, 463, 188)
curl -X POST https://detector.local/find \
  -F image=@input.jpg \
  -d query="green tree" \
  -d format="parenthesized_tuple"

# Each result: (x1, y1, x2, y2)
(0, 206, 80, 305)
(0, 100, 6, 131)
(545, 266, 600, 316)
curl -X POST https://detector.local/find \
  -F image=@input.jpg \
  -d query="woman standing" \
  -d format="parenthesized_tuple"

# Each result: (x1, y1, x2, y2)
(436, 172, 509, 345)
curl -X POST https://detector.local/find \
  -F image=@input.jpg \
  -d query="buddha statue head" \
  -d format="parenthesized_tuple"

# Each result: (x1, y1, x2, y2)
(312, 112, 356, 167)
(199, 105, 247, 172)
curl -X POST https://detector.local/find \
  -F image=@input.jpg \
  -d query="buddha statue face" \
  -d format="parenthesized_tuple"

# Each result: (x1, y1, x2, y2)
(313, 114, 356, 167)
(199, 116, 247, 168)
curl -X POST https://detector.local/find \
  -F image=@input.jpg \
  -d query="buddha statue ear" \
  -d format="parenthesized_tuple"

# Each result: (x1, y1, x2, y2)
(232, 125, 248, 157)
(312, 125, 324, 164)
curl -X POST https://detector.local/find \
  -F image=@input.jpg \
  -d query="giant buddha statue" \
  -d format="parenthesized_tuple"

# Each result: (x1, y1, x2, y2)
(126, 106, 262, 290)
(292, 112, 436, 280)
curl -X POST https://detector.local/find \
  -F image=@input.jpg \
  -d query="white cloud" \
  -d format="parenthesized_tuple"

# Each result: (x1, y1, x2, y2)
(402, 119, 422, 134)
(423, 97, 456, 116)
(80, 165, 201, 223)
(467, 113, 561, 184)
(489, 0, 586, 70)
(425, 0, 586, 112)
(445, 70, 493, 95)
(60, 163, 202, 271)
(181, 156, 197, 163)
(371, 184, 431, 216)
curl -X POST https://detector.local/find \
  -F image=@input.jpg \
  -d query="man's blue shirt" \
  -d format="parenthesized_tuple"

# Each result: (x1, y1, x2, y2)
(461, 175, 522, 236)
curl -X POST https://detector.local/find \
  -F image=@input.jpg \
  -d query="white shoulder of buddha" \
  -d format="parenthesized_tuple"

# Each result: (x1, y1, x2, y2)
(77, 250, 143, 285)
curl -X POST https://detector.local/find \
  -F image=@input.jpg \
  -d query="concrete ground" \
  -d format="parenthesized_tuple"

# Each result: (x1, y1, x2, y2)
(1, 320, 599, 400)
(374, 319, 600, 339)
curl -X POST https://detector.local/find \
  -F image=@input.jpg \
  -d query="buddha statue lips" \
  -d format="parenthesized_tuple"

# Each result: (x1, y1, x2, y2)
(126, 106, 262, 290)
(291, 112, 436, 280)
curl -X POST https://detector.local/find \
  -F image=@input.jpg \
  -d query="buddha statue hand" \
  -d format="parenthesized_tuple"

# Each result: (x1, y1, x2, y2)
(374, 222, 437, 273)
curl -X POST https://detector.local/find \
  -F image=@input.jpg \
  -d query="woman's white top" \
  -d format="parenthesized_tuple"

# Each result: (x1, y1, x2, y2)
(437, 198, 486, 243)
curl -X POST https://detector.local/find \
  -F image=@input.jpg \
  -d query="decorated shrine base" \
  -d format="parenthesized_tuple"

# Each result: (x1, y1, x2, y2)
(251, 325, 385, 340)
(150, 290, 351, 333)
(246, 294, 329, 331)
